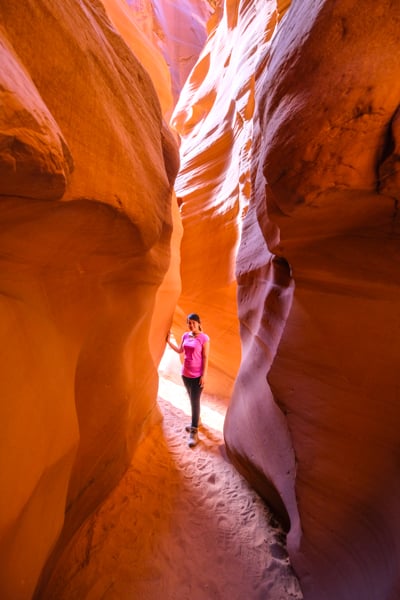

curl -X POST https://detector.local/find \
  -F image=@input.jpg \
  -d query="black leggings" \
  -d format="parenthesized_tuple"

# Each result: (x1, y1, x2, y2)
(182, 375, 202, 428)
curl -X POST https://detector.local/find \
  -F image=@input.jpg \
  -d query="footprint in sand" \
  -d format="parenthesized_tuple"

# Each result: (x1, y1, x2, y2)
(196, 457, 208, 470)
(207, 473, 216, 485)
(46, 381, 303, 600)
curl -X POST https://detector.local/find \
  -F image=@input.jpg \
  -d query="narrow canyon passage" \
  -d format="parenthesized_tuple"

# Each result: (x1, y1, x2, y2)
(43, 351, 302, 600)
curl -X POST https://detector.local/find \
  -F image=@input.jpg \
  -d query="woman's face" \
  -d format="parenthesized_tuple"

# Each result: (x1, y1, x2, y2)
(187, 319, 200, 334)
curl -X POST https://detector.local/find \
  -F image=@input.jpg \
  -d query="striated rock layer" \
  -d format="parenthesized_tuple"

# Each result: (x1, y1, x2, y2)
(170, 0, 260, 397)
(257, 3, 400, 599)
(0, 1, 179, 598)
(2, 0, 400, 599)
(175, 0, 400, 599)
(150, 0, 214, 104)
(105, 0, 213, 114)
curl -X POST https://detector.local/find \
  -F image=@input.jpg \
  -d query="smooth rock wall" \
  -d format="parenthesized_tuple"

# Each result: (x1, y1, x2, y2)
(174, 0, 400, 598)
(258, 3, 400, 599)
(225, 1, 400, 599)
(170, 0, 285, 396)
(0, 1, 179, 598)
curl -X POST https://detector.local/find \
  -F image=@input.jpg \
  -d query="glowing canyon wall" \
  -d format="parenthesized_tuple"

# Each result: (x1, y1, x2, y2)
(0, 1, 180, 598)
(173, 1, 400, 599)
(175, 0, 400, 599)
(2, 1, 400, 600)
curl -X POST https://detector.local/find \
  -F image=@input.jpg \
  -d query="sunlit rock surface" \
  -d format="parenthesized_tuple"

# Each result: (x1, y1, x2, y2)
(175, 0, 400, 599)
(150, 0, 213, 104)
(102, 0, 174, 115)
(111, 0, 213, 109)
(2, 0, 400, 599)
(258, 3, 400, 600)
(170, 0, 269, 396)
(101, 0, 184, 368)
(0, 1, 179, 598)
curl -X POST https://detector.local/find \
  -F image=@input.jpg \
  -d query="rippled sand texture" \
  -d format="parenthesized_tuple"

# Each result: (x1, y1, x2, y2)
(42, 375, 303, 600)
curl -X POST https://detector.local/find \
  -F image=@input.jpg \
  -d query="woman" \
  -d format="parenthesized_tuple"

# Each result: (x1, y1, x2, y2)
(166, 313, 210, 447)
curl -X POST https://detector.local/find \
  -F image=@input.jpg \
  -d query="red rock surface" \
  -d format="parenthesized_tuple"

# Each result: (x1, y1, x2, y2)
(103, 0, 213, 112)
(150, 0, 213, 103)
(0, 1, 179, 598)
(174, 0, 400, 599)
(2, 1, 400, 599)
(222, 2, 400, 599)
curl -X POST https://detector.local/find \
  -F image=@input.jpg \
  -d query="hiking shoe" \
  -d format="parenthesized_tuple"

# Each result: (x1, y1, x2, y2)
(188, 427, 198, 448)
(185, 420, 201, 432)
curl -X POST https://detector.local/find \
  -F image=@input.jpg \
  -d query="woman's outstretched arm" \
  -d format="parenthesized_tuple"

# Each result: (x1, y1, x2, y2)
(165, 331, 183, 354)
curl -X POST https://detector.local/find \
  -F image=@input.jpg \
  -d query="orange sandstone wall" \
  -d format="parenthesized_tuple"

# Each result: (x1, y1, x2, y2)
(257, 3, 400, 599)
(150, 0, 214, 104)
(103, 0, 220, 395)
(0, 1, 179, 598)
(103, 0, 213, 113)
(100, 0, 184, 368)
(169, 0, 290, 396)
(104, 0, 214, 370)
(170, 0, 271, 396)
(175, 0, 400, 599)
(101, 0, 174, 116)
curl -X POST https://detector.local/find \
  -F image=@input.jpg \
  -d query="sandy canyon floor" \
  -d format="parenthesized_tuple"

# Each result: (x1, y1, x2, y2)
(47, 355, 303, 599)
